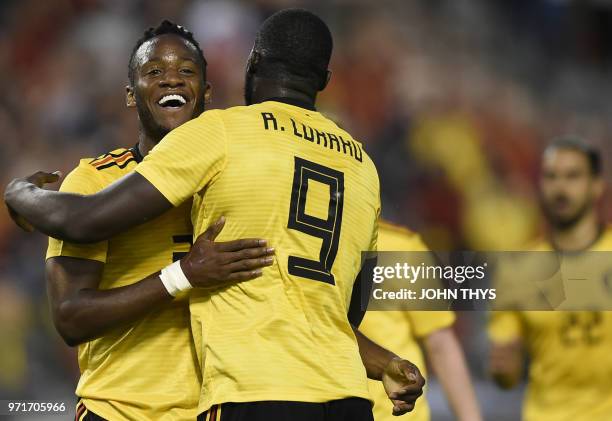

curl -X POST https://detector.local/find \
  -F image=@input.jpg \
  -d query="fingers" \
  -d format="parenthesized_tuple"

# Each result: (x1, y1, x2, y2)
(201, 217, 226, 241)
(41, 171, 62, 184)
(225, 256, 274, 273)
(389, 389, 423, 404)
(224, 246, 275, 263)
(392, 401, 415, 416)
(388, 384, 423, 397)
(386, 359, 425, 416)
(226, 269, 265, 283)
(217, 238, 267, 252)
(28, 171, 62, 187)
(400, 361, 425, 387)
(393, 380, 424, 396)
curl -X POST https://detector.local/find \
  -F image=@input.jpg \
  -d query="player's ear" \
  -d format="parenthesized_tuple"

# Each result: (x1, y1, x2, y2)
(126, 86, 136, 108)
(246, 49, 260, 74)
(204, 82, 212, 105)
(319, 70, 331, 91)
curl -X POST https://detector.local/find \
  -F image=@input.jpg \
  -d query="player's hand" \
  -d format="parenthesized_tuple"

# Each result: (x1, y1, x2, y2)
(382, 356, 425, 416)
(180, 216, 275, 290)
(4, 171, 62, 232)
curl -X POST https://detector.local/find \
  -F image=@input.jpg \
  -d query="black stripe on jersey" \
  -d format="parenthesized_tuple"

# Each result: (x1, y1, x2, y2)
(173, 234, 193, 244)
(172, 234, 194, 262)
(130, 143, 144, 163)
(89, 150, 132, 165)
(75, 400, 86, 421)
(94, 157, 136, 171)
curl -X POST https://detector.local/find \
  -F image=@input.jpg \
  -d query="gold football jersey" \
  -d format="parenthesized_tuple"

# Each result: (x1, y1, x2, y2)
(47, 147, 199, 421)
(489, 226, 612, 421)
(136, 100, 381, 413)
(360, 221, 455, 421)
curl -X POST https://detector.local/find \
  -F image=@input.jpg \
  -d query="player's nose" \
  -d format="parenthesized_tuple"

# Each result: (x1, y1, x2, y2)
(159, 68, 185, 87)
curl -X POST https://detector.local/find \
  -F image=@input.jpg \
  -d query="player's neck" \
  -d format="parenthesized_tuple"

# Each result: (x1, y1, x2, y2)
(251, 79, 316, 110)
(137, 133, 158, 157)
(551, 209, 602, 252)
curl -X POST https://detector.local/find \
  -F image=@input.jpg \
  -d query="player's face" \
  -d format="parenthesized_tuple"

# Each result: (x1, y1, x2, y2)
(128, 34, 209, 141)
(540, 148, 599, 227)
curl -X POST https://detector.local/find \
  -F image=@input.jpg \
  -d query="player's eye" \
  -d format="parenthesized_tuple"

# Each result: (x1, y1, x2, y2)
(180, 68, 195, 75)
(146, 68, 162, 76)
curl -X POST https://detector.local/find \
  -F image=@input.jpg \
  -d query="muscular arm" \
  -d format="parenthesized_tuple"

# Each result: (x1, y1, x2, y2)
(424, 327, 482, 421)
(5, 172, 171, 243)
(46, 256, 172, 346)
(46, 219, 274, 346)
(352, 325, 396, 380)
(352, 325, 425, 416)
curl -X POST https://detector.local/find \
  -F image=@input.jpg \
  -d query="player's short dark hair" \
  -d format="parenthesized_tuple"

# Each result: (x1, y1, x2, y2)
(128, 20, 207, 85)
(254, 9, 332, 89)
(545, 137, 602, 175)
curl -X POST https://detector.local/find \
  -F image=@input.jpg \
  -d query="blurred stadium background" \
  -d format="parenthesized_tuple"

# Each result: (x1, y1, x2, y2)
(1, 0, 611, 419)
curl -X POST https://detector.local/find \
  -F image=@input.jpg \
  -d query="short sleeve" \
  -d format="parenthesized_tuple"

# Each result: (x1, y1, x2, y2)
(46, 163, 109, 262)
(406, 234, 428, 252)
(135, 110, 227, 206)
(407, 311, 456, 338)
(488, 311, 523, 344)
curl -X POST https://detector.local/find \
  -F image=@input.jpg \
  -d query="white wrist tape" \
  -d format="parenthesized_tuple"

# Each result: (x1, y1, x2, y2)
(160, 260, 193, 297)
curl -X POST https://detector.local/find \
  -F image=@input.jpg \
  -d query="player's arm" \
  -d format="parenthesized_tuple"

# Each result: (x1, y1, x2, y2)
(5, 112, 227, 243)
(489, 339, 524, 389)
(47, 218, 274, 346)
(352, 326, 425, 416)
(423, 327, 482, 421)
(487, 311, 525, 389)
(5, 170, 172, 243)
(47, 256, 170, 346)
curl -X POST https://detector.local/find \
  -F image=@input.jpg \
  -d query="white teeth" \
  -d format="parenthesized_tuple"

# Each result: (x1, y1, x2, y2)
(158, 94, 187, 105)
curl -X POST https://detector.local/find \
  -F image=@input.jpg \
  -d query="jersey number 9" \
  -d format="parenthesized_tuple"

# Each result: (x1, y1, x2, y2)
(287, 157, 344, 285)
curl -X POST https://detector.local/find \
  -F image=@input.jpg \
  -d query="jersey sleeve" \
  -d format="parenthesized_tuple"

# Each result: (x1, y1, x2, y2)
(488, 311, 523, 344)
(407, 311, 456, 338)
(46, 163, 109, 262)
(135, 110, 227, 206)
(407, 234, 428, 251)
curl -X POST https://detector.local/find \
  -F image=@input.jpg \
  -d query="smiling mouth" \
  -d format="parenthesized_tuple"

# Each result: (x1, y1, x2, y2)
(158, 94, 187, 109)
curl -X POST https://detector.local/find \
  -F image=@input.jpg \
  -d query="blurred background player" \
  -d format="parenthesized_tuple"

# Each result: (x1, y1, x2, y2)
(5, 9, 427, 421)
(45, 21, 274, 420)
(360, 220, 482, 421)
(488, 138, 612, 421)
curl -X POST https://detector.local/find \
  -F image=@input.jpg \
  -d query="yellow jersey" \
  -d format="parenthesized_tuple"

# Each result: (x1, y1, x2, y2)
(135, 100, 381, 413)
(360, 220, 455, 421)
(488, 226, 612, 421)
(47, 147, 199, 421)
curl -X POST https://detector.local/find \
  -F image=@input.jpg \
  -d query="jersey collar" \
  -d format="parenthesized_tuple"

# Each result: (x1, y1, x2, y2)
(265, 97, 316, 111)
(130, 143, 144, 163)
(551, 223, 607, 254)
